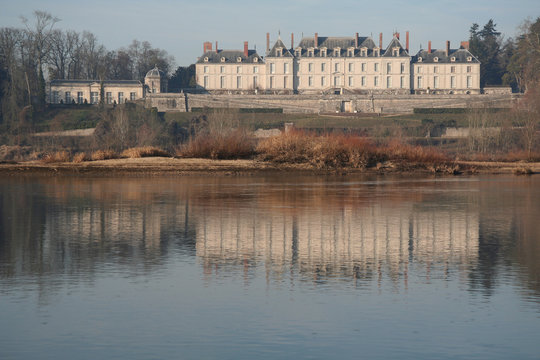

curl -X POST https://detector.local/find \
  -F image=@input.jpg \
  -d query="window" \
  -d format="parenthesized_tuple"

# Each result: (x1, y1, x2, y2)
(253, 76, 258, 88)
(284, 63, 290, 74)
(253, 66, 258, 74)
(386, 63, 392, 74)
(118, 92, 124, 104)
(270, 76, 274, 88)
(321, 48, 327, 57)
(400, 63, 405, 74)
(361, 63, 366, 72)
(77, 91, 84, 104)
(467, 76, 472, 88)
(237, 66, 242, 73)
(284, 76, 288, 88)
(106, 92, 112, 104)
(433, 76, 439, 89)
(308, 63, 313, 72)
(374, 63, 379, 72)
(467, 66, 472, 73)
(270, 63, 275, 74)
(308, 76, 313, 87)
(334, 63, 339, 72)
(254, 57, 259, 63)
(361, 48, 367, 57)
(348, 76, 353, 87)
(451, 76, 456, 88)
(333, 76, 340, 86)
(417, 66, 423, 73)
(321, 63, 326, 72)
(130, 92, 136, 101)
(333, 48, 340, 57)
(361, 76, 366, 86)
(220, 57, 226, 62)
(348, 63, 353, 72)
(434, 57, 439, 62)
(386, 76, 392, 88)
(451, 66, 456, 73)
(467, 56, 472, 62)
(400, 76, 405, 88)
(321, 76, 326, 86)
(91, 92, 99, 104)
(392, 48, 399, 56)
(417, 76, 422, 88)
(65, 91, 71, 104)
(277, 48, 283, 57)
(204, 76, 209, 88)
(237, 57, 242, 63)
(450, 57, 456, 62)
(52, 91, 59, 104)
(204, 66, 209, 73)
(374, 76, 379, 86)
(347, 48, 354, 57)
(374, 49, 380, 57)
(220, 66, 225, 74)
(220, 76, 225, 89)
(418, 57, 423, 62)
(203, 57, 209, 62)
(236, 76, 242, 89)
(434, 66, 438, 73)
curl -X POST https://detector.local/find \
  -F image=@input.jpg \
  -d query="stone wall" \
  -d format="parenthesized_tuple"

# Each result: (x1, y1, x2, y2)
(144, 93, 519, 114)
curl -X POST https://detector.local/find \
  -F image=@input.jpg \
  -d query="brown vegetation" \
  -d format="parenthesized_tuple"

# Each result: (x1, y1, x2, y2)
(41, 151, 71, 163)
(121, 146, 170, 158)
(72, 152, 89, 163)
(178, 129, 254, 160)
(91, 149, 117, 161)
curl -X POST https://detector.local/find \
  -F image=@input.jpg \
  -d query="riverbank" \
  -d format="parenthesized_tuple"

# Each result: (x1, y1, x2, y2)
(0, 157, 538, 176)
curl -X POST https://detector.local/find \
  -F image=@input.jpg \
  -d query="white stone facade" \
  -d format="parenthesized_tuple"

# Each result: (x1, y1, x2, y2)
(47, 80, 144, 105)
(196, 34, 481, 95)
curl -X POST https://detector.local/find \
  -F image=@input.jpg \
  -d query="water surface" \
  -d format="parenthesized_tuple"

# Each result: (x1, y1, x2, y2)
(0, 174, 539, 359)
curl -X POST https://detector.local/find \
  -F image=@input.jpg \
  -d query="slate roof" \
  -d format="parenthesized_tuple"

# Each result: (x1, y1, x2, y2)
(382, 37, 409, 57)
(266, 38, 293, 57)
(197, 49, 263, 64)
(145, 66, 165, 78)
(412, 48, 480, 63)
(293, 35, 400, 58)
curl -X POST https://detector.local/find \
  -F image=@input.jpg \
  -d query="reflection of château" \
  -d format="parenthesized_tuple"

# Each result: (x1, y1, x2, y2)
(195, 202, 478, 283)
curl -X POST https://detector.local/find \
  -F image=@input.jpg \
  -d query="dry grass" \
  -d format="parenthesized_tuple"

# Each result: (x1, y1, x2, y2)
(256, 131, 449, 169)
(72, 152, 89, 163)
(41, 151, 71, 163)
(178, 129, 255, 159)
(121, 146, 170, 158)
(91, 149, 117, 161)
(514, 167, 534, 175)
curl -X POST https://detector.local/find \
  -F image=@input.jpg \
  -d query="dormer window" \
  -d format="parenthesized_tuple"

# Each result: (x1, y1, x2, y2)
(434, 57, 439, 62)
(450, 57, 456, 62)
(237, 57, 242, 62)
(374, 49, 380, 57)
(203, 57, 209, 62)
(360, 47, 367, 57)
(392, 47, 399, 56)
(308, 47, 314, 57)
(254, 57, 258, 63)
(333, 47, 341, 57)
(320, 47, 327, 57)
(295, 48, 301, 57)
(467, 56, 472, 62)
(347, 47, 354, 57)
(418, 57, 423, 62)
(277, 48, 283, 57)
(220, 57, 226, 62)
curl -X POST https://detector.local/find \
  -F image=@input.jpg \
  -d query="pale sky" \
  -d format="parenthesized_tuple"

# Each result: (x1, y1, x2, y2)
(1, 0, 539, 68)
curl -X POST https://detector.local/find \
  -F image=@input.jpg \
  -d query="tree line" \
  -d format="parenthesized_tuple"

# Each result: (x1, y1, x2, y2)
(0, 10, 177, 127)
(469, 17, 540, 92)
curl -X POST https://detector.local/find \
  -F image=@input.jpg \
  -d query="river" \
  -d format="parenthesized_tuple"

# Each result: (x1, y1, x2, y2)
(0, 174, 539, 359)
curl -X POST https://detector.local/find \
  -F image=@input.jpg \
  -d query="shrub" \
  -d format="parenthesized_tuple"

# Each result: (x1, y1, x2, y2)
(121, 146, 170, 158)
(41, 151, 71, 163)
(91, 149, 117, 161)
(72, 152, 89, 163)
(178, 129, 255, 159)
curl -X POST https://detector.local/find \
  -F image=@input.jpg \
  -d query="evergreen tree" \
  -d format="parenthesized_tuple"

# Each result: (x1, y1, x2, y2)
(469, 19, 504, 87)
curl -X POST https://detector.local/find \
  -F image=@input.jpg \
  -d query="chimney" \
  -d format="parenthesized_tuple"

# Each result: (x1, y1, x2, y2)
(315, 32, 318, 48)
(460, 41, 469, 50)
(266, 32, 270, 54)
(446, 40, 450, 56)
(406, 31, 409, 52)
(428, 40, 432, 54)
(244, 41, 249, 57)
(203, 41, 212, 53)
(395, 32, 400, 40)
(291, 33, 294, 49)
(355, 32, 358, 48)
(379, 32, 383, 49)
(215, 41, 218, 53)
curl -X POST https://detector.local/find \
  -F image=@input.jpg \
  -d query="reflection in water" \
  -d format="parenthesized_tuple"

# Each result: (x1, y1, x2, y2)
(0, 175, 537, 299)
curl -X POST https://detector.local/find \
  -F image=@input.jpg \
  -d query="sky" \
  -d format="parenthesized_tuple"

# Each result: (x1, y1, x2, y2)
(1, 0, 539, 69)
